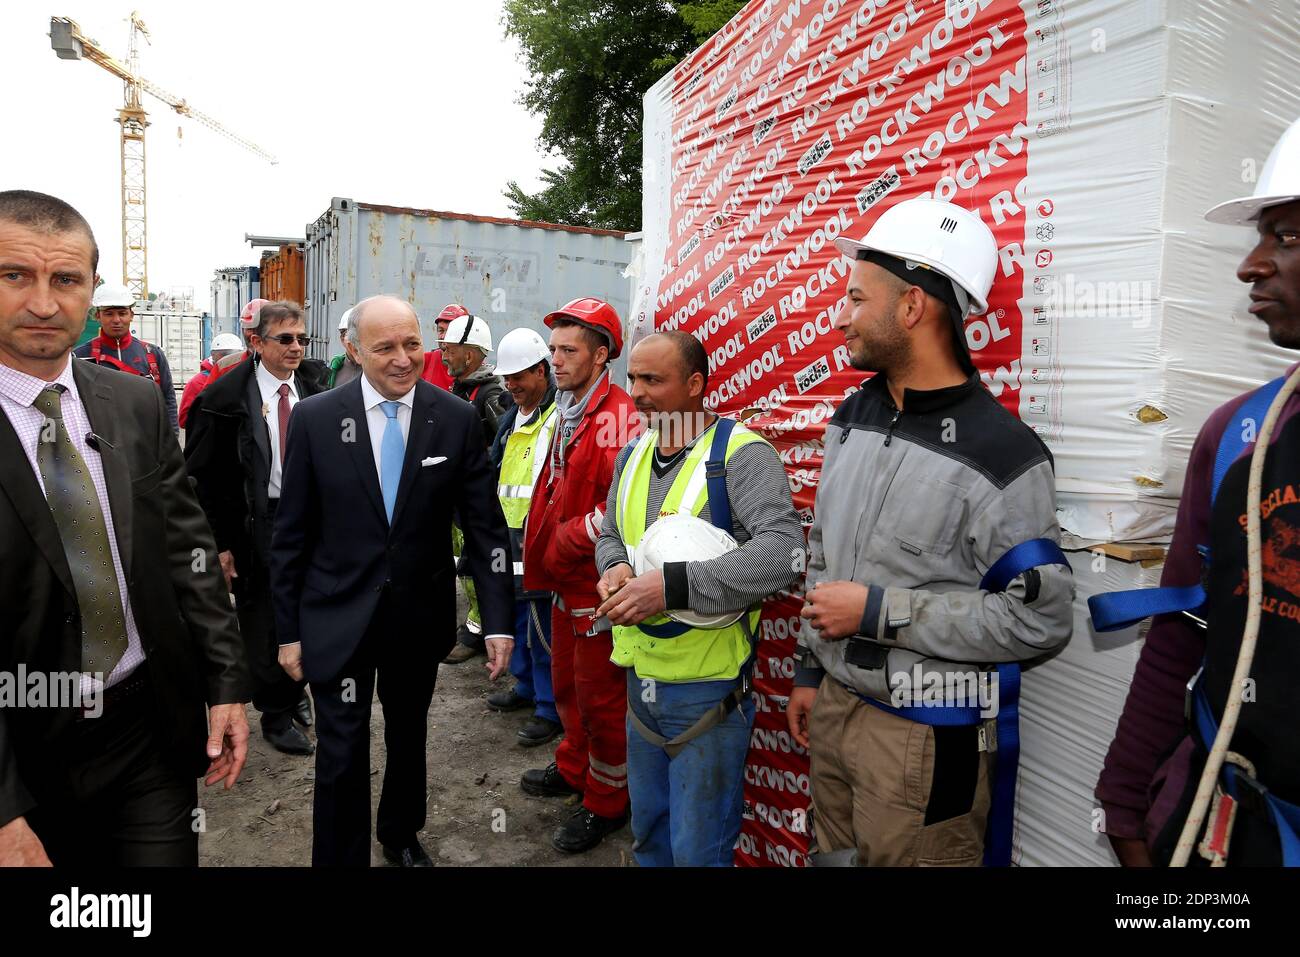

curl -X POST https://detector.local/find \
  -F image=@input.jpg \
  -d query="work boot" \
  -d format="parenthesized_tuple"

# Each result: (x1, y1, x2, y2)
(517, 717, 562, 747)
(486, 688, 532, 712)
(443, 641, 484, 665)
(552, 807, 628, 854)
(521, 762, 581, 799)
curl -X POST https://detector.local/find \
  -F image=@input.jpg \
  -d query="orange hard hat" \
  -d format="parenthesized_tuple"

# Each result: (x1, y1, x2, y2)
(543, 297, 623, 359)
(435, 303, 469, 325)
(240, 298, 271, 329)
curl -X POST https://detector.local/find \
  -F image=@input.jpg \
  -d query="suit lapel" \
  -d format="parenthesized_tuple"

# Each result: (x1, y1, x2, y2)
(245, 365, 272, 471)
(75, 361, 135, 578)
(342, 379, 387, 527)
(390, 384, 436, 528)
(0, 407, 76, 597)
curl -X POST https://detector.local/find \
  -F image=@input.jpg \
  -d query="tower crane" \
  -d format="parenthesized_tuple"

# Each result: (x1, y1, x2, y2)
(50, 13, 278, 299)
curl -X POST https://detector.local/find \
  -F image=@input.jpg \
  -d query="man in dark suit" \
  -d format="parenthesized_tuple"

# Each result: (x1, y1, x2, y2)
(271, 294, 514, 867)
(185, 300, 329, 755)
(0, 190, 250, 866)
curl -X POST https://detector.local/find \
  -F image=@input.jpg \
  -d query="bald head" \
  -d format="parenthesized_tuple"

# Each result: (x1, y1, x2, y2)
(345, 295, 424, 399)
(348, 295, 419, 346)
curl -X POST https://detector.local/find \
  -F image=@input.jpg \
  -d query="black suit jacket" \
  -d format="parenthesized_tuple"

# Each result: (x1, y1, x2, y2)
(270, 377, 514, 683)
(0, 360, 249, 827)
(183, 357, 328, 597)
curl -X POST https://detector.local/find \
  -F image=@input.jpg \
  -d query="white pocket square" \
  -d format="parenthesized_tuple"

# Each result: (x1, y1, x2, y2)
(421, 456, 447, 467)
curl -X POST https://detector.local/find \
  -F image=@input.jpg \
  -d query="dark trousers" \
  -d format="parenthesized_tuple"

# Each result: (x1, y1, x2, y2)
(309, 595, 439, 867)
(236, 500, 306, 730)
(236, 584, 306, 729)
(26, 667, 198, 866)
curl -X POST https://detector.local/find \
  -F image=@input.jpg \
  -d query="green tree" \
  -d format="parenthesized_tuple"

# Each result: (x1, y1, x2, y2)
(503, 0, 746, 230)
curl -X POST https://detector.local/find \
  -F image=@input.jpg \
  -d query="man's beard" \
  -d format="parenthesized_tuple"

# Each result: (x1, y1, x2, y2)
(849, 314, 911, 375)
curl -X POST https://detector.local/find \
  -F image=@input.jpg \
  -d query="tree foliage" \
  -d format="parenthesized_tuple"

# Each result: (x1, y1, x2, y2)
(503, 0, 746, 230)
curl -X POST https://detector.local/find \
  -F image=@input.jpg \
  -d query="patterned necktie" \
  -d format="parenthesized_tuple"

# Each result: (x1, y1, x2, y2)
(379, 400, 404, 522)
(276, 382, 291, 464)
(32, 386, 128, 678)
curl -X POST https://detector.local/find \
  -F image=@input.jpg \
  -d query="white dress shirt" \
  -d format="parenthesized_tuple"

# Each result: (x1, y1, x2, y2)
(358, 375, 511, 644)
(256, 361, 298, 499)
(360, 373, 414, 489)
(0, 359, 145, 692)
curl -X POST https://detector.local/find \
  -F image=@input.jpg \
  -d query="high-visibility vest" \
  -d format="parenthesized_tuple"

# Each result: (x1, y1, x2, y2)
(611, 419, 769, 683)
(497, 400, 559, 530)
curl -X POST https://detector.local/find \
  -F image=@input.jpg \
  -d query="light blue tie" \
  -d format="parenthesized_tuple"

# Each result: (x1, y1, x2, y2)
(379, 400, 404, 522)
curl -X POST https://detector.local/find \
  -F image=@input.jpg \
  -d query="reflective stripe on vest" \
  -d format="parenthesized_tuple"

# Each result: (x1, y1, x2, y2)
(497, 401, 558, 529)
(610, 418, 768, 683)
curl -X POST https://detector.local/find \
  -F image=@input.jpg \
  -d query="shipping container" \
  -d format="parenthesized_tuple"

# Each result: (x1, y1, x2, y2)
(259, 244, 306, 306)
(129, 302, 210, 412)
(302, 198, 634, 371)
(210, 265, 260, 338)
(641, 0, 1300, 866)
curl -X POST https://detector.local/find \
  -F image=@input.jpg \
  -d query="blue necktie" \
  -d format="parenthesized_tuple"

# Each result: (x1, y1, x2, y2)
(379, 400, 404, 522)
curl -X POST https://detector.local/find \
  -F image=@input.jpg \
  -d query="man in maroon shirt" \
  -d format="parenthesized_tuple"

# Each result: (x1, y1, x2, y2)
(1098, 117, 1300, 866)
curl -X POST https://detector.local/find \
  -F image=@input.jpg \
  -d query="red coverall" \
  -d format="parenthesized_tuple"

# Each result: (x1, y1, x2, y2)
(523, 373, 641, 817)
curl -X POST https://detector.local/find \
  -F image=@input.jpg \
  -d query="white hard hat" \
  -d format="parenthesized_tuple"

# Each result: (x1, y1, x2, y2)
(92, 283, 136, 309)
(495, 328, 550, 376)
(440, 314, 492, 351)
(211, 333, 243, 352)
(338, 307, 354, 332)
(834, 197, 998, 316)
(1206, 116, 1300, 225)
(632, 514, 744, 629)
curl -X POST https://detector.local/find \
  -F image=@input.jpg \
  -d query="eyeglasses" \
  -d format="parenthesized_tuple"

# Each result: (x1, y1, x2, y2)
(264, 334, 311, 346)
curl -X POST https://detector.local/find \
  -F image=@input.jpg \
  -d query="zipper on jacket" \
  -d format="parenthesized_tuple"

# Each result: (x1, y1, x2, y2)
(883, 408, 902, 447)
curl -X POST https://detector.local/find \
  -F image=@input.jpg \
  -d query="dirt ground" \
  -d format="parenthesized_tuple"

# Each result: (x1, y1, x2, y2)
(198, 590, 634, 867)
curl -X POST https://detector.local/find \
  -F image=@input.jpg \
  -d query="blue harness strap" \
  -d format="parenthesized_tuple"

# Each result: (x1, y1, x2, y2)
(1192, 680, 1300, 866)
(858, 537, 1069, 866)
(636, 417, 737, 640)
(1087, 375, 1288, 633)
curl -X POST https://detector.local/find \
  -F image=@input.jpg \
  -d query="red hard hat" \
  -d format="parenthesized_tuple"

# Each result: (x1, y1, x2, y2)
(435, 303, 469, 325)
(240, 298, 271, 328)
(543, 297, 623, 359)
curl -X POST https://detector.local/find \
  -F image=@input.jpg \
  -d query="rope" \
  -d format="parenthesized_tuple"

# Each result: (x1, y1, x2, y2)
(1171, 366, 1300, 866)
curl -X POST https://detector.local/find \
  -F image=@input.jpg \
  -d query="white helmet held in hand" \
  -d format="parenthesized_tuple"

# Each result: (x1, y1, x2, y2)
(496, 328, 551, 376)
(834, 197, 998, 316)
(1206, 115, 1300, 225)
(632, 513, 744, 629)
(439, 314, 492, 352)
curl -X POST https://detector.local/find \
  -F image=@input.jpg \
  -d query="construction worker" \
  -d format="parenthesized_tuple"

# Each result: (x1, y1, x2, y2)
(595, 332, 804, 866)
(485, 328, 563, 747)
(787, 198, 1074, 866)
(326, 307, 362, 388)
(519, 297, 641, 853)
(1095, 116, 1300, 867)
(207, 297, 268, 385)
(73, 283, 179, 433)
(441, 312, 508, 665)
(185, 301, 329, 756)
(419, 302, 458, 391)
(178, 332, 242, 429)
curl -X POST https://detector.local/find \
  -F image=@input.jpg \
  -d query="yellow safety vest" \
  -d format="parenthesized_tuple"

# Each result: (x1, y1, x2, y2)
(497, 400, 558, 530)
(611, 419, 769, 683)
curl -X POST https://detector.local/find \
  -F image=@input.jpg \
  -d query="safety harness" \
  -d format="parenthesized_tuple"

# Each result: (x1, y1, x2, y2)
(850, 537, 1070, 867)
(625, 417, 757, 759)
(89, 337, 163, 388)
(1088, 375, 1286, 632)
(1088, 374, 1299, 865)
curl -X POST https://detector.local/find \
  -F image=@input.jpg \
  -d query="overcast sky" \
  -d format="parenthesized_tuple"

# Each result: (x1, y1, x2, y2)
(6, 1, 554, 304)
